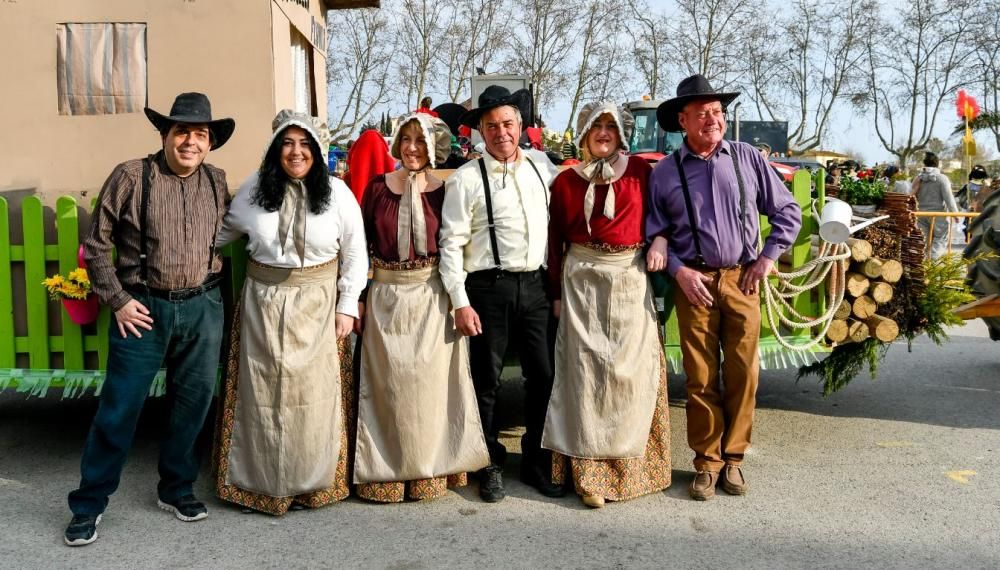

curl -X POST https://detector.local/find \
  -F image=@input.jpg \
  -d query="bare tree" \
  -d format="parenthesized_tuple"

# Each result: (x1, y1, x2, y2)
(854, 0, 977, 167)
(438, 0, 509, 103)
(562, 2, 632, 132)
(626, 0, 670, 99)
(750, 0, 874, 153)
(665, 0, 760, 90)
(396, 0, 450, 109)
(326, 8, 395, 144)
(506, 0, 578, 115)
(966, 5, 1000, 154)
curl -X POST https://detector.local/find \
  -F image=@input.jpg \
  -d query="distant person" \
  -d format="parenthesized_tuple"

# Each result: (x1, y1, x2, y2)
(344, 129, 397, 203)
(754, 142, 771, 159)
(561, 130, 578, 160)
(911, 151, 959, 258)
(67, 92, 234, 546)
(956, 164, 989, 212)
(415, 96, 438, 117)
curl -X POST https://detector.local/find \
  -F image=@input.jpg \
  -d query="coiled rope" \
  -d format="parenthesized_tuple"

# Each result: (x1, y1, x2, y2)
(760, 200, 851, 351)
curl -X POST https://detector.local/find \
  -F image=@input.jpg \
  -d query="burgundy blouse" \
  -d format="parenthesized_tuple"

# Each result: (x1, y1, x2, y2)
(360, 174, 445, 262)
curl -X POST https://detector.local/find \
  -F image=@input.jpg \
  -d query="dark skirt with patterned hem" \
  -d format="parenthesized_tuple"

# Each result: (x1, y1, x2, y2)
(356, 474, 469, 503)
(551, 351, 671, 502)
(212, 297, 357, 516)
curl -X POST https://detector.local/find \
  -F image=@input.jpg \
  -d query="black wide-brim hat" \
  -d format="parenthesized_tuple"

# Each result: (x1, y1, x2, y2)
(144, 92, 236, 149)
(656, 74, 740, 132)
(459, 85, 532, 129)
(434, 102, 468, 136)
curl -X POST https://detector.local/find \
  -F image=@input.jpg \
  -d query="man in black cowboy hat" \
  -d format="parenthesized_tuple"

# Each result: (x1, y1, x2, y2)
(645, 75, 801, 501)
(439, 85, 563, 502)
(65, 92, 235, 546)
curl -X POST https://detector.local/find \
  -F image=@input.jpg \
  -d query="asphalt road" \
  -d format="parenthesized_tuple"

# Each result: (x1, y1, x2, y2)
(1, 323, 997, 569)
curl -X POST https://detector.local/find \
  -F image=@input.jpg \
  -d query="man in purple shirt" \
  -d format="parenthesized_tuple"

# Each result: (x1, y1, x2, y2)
(646, 75, 801, 501)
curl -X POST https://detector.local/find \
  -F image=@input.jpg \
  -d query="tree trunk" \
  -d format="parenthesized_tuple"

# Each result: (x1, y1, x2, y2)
(848, 320, 870, 343)
(880, 259, 903, 283)
(834, 299, 853, 320)
(870, 282, 894, 304)
(846, 273, 870, 297)
(867, 315, 899, 342)
(852, 295, 877, 319)
(860, 258, 884, 279)
(827, 319, 849, 343)
(847, 238, 872, 262)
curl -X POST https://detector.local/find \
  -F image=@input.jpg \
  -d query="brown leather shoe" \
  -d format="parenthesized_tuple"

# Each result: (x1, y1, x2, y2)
(721, 464, 748, 495)
(688, 470, 718, 501)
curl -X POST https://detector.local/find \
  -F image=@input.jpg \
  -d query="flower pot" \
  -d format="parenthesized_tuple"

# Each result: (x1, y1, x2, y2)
(851, 204, 878, 216)
(62, 295, 100, 325)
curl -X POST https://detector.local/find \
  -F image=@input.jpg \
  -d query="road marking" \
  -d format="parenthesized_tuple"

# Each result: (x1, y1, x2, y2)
(0, 477, 28, 488)
(944, 470, 977, 484)
(876, 441, 914, 448)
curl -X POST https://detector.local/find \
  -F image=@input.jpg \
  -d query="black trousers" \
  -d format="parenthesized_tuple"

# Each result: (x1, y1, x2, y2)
(465, 268, 556, 480)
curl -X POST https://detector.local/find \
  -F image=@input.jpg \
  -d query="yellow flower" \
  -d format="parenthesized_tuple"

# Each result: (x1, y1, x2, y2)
(59, 282, 88, 300)
(43, 275, 65, 289)
(68, 267, 90, 286)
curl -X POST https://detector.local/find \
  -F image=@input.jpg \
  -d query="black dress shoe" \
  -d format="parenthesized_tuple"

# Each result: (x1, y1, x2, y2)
(521, 470, 568, 498)
(479, 465, 505, 503)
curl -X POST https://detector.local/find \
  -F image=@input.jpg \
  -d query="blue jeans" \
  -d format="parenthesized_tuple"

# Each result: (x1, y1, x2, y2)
(67, 287, 224, 516)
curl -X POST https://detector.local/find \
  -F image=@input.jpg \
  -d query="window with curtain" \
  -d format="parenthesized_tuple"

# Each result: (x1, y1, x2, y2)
(56, 23, 147, 116)
(290, 26, 314, 115)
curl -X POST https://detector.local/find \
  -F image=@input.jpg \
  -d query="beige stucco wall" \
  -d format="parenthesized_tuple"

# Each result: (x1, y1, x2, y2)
(270, 0, 329, 119)
(0, 0, 317, 206)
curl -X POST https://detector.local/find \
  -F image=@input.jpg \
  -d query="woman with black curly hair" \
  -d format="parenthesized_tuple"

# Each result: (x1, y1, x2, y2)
(213, 110, 367, 515)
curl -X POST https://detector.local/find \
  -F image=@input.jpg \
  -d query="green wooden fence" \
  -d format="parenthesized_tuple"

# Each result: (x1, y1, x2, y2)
(0, 195, 247, 398)
(1, 169, 824, 398)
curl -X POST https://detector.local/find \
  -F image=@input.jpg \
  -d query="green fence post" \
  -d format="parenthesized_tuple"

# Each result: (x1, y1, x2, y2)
(56, 196, 85, 370)
(0, 197, 15, 368)
(791, 169, 814, 338)
(22, 196, 50, 369)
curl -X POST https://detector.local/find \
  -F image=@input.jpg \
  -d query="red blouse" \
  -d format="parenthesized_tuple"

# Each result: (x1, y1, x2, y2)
(361, 175, 445, 262)
(546, 156, 652, 299)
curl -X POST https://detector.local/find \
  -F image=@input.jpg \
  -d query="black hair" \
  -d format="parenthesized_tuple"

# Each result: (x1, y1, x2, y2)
(923, 152, 939, 168)
(251, 126, 331, 215)
(419, 96, 433, 108)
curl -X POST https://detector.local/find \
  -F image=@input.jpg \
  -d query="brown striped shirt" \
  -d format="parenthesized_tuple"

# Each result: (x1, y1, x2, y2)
(83, 151, 228, 311)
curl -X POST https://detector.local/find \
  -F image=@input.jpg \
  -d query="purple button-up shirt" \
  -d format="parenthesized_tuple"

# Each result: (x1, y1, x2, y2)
(646, 139, 802, 276)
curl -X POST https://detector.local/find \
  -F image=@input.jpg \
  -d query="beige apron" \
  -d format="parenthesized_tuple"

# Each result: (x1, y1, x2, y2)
(542, 245, 661, 459)
(224, 260, 343, 496)
(355, 264, 490, 483)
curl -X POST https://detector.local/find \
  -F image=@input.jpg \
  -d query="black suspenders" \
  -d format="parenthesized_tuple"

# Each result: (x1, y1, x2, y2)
(139, 154, 220, 285)
(476, 155, 548, 270)
(672, 146, 750, 267)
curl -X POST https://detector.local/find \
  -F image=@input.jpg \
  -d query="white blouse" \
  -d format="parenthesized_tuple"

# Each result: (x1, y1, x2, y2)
(218, 172, 368, 317)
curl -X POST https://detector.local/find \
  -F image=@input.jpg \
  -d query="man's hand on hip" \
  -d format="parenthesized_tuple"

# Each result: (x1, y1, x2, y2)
(739, 255, 776, 296)
(676, 266, 714, 307)
(115, 299, 154, 338)
(455, 306, 483, 336)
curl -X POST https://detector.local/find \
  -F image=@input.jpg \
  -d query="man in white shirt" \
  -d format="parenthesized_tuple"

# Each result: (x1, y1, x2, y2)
(439, 86, 563, 502)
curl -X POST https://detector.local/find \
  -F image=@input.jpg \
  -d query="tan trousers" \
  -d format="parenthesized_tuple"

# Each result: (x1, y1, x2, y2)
(674, 266, 760, 472)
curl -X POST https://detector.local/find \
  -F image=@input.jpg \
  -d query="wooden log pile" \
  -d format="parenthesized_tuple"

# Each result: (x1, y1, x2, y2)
(826, 235, 902, 344)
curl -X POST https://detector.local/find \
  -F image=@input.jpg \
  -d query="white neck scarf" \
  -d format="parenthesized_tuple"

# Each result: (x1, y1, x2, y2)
(581, 153, 619, 235)
(396, 168, 429, 260)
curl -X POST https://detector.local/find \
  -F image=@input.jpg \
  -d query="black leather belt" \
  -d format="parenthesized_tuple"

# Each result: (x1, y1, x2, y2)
(467, 267, 543, 283)
(127, 273, 223, 302)
(683, 260, 743, 272)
